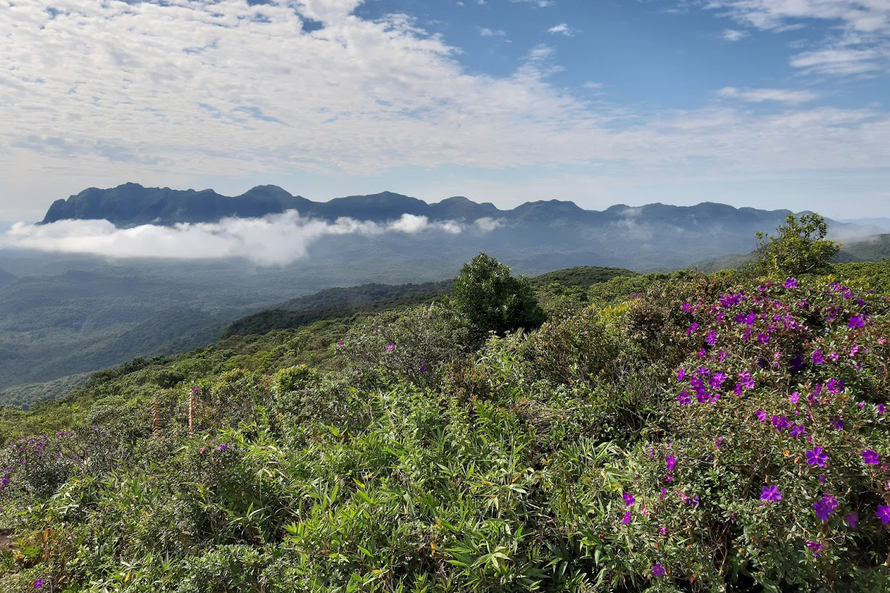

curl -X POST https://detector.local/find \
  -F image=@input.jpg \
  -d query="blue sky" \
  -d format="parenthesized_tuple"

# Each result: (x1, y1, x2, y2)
(1, 0, 889, 220)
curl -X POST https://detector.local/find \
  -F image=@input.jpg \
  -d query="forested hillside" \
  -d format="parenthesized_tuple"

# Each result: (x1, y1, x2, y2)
(1, 217, 889, 591)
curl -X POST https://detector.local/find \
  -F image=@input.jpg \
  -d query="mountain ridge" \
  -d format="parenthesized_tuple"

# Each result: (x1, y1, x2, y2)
(41, 183, 806, 230)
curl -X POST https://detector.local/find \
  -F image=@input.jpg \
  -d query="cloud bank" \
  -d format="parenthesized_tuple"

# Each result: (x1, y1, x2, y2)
(1, 211, 490, 266)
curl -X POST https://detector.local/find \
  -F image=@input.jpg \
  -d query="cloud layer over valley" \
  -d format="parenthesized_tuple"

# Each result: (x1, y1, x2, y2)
(2, 212, 490, 266)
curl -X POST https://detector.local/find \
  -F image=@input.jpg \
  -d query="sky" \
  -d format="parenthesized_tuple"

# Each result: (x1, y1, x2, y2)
(1, 0, 889, 221)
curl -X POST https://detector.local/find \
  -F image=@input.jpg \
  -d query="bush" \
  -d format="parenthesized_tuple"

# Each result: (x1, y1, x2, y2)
(529, 305, 621, 386)
(621, 277, 890, 589)
(453, 254, 546, 345)
(339, 301, 470, 389)
(755, 213, 840, 277)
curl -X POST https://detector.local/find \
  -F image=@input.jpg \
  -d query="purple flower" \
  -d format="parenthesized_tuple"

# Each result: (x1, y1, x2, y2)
(850, 344, 860, 357)
(848, 316, 865, 329)
(687, 322, 698, 335)
(790, 424, 805, 439)
(715, 436, 724, 449)
(337, 340, 344, 346)
(788, 391, 799, 405)
(623, 492, 635, 507)
(420, 365, 427, 373)
(676, 391, 690, 405)
(862, 450, 880, 465)
(658, 526, 668, 535)
(784, 277, 797, 289)
(806, 447, 828, 467)
(755, 410, 767, 422)
(845, 513, 858, 529)
(878, 404, 887, 414)
(217, 444, 229, 451)
(706, 330, 717, 345)
(757, 332, 770, 344)
(760, 485, 781, 503)
(771, 415, 789, 432)
(666, 455, 676, 472)
(34, 579, 44, 589)
(825, 378, 843, 394)
(739, 370, 754, 389)
(812, 349, 824, 365)
(385, 343, 395, 352)
(814, 495, 838, 521)
(677, 368, 685, 382)
(831, 417, 844, 430)
(622, 510, 631, 524)
(877, 505, 890, 524)
(806, 541, 822, 557)
(652, 564, 666, 577)
(682, 301, 691, 312)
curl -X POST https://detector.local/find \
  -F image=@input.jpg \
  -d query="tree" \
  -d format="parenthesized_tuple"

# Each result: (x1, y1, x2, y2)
(453, 253, 546, 344)
(754, 213, 840, 277)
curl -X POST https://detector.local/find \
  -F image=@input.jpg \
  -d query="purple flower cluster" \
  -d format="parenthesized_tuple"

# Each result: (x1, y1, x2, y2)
(664, 277, 890, 569)
(814, 494, 838, 522)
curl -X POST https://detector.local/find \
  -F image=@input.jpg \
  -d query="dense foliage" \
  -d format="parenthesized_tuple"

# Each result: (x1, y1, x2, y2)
(453, 253, 546, 345)
(2, 253, 890, 591)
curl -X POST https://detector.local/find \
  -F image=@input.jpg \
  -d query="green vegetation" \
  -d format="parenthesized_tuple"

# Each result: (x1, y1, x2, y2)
(223, 281, 454, 338)
(2, 236, 890, 591)
(453, 253, 546, 345)
(755, 213, 840, 276)
(528, 266, 636, 289)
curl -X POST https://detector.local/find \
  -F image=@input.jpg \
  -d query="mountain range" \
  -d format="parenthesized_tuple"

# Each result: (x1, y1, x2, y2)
(43, 183, 809, 233)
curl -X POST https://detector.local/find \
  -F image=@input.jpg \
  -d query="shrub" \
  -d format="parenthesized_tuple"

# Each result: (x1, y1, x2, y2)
(529, 305, 621, 386)
(339, 302, 470, 389)
(754, 213, 840, 277)
(620, 277, 890, 589)
(453, 254, 546, 345)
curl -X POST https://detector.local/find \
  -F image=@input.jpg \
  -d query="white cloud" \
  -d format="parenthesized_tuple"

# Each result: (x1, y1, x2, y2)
(511, 0, 554, 7)
(387, 214, 462, 234)
(704, 0, 890, 75)
(479, 27, 507, 37)
(705, 1, 890, 34)
(1, 211, 475, 265)
(721, 28, 747, 41)
(716, 86, 819, 104)
(548, 23, 575, 36)
(474, 217, 504, 232)
(790, 46, 881, 75)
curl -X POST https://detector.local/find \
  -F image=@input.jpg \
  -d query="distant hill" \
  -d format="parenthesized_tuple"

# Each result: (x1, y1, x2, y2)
(529, 266, 636, 288)
(838, 234, 890, 262)
(223, 267, 636, 338)
(223, 281, 454, 338)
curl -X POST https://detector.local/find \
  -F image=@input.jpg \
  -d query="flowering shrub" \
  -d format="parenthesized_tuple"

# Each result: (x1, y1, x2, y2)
(619, 278, 890, 589)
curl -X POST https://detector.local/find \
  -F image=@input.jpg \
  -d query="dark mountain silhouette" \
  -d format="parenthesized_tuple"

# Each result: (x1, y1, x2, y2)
(40, 183, 798, 232)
